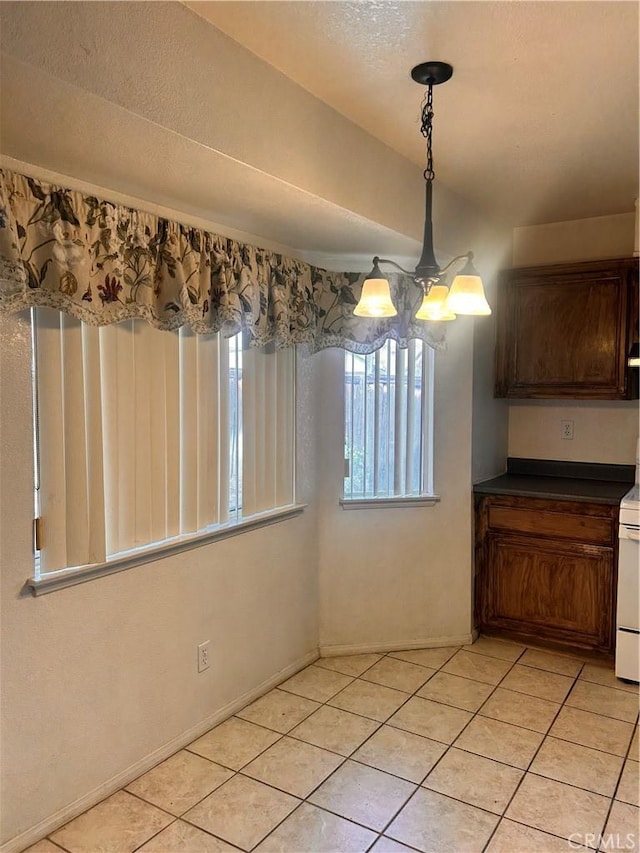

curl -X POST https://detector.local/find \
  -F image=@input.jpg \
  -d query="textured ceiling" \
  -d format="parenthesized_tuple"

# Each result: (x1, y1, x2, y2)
(1, 1, 636, 271)
(187, 0, 639, 226)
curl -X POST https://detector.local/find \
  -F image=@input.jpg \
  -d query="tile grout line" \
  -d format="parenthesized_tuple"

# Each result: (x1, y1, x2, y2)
(479, 661, 583, 852)
(130, 813, 180, 853)
(596, 706, 640, 853)
(540, 731, 638, 762)
(137, 653, 436, 852)
(225, 651, 430, 852)
(39, 644, 555, 850)
(43, 642, 637, 853)
(358, 645, 528, 846)
(121, 789, 252, 853)
(49, 648, 634, 853)
(356, 643, 549, 847)
(233, 647, 471, 851)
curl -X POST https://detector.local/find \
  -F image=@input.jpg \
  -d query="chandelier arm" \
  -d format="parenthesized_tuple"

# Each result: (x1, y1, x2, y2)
(376, 257, 415, 276)
(438, 252, 474, 277)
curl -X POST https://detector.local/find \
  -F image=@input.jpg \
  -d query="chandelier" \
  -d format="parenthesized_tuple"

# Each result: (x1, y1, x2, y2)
(354, 61, 492, 322)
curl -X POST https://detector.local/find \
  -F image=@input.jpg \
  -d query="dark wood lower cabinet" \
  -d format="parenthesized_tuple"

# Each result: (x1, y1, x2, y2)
(475, 495, 618, 656)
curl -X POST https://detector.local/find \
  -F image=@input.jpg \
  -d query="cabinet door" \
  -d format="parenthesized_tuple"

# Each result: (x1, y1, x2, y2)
(480, 533, 614, 652)
(495, 260, 635, 399)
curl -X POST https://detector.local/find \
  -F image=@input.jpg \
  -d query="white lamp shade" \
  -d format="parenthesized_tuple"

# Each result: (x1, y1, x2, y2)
(415, 284, 456, 321)
(354, 277, 397, 317)
(446, 274, 492, 316)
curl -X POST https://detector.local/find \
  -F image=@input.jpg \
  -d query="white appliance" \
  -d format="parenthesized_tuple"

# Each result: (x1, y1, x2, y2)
(616, 440, 640, 682)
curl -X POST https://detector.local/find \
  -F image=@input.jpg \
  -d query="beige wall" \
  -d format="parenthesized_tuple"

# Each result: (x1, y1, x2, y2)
(512, 212, 636, 267)
(472, 270, 510, 484)
(0, 310, 320, 849)
(508, 213, 639, 465)
(316, 332, 477, 652)
(0, 0, 495, 266)
(509, 400, 639, 464)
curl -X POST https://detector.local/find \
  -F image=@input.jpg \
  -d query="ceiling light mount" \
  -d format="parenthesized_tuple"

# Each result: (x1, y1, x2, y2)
(410, 61, 453, 87)
(355, 60, 492, 322)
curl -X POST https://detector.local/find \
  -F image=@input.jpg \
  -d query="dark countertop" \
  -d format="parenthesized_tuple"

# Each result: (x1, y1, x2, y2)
(473, 458, 635, 505)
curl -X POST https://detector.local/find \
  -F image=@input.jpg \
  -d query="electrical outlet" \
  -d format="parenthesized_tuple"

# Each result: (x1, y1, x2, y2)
(197, 641, 210, 673)
(561, 420, 574, 440)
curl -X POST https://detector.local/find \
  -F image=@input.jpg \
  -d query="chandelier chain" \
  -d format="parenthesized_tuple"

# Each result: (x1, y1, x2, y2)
(420, 83, 435, 182)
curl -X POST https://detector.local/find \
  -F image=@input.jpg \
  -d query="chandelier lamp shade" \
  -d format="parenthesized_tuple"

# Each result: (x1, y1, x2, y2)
(355, 61, 492, 321)
(415, 284, 456, 322)
(353, 258, 398, 317)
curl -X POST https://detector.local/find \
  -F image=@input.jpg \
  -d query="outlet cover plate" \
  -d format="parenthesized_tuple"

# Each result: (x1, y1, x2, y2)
(561, 420, 574, 440)
(197, 640, 210, 673)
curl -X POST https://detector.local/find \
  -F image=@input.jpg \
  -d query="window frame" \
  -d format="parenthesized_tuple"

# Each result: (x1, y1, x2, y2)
(26, 503, 305, 596)
(340, 340, 440, 510)
(28, 312, 303, 595)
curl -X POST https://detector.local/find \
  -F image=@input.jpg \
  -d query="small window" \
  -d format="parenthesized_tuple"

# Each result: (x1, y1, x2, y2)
(343, 339, 434, 501)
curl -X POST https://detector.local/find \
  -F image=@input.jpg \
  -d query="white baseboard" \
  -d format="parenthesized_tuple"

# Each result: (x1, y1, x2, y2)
(1, 649, 319, 853)
(319, 633, 476, 657)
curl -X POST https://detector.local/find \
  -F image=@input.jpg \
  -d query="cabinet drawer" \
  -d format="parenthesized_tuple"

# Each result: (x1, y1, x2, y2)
(487, 505, 614, 545)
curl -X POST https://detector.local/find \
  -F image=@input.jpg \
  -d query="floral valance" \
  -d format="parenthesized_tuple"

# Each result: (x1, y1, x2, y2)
(0, 169, 445, 353)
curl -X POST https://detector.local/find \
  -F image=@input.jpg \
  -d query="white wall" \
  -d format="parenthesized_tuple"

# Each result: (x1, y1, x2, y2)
(508, 213, 639, 465)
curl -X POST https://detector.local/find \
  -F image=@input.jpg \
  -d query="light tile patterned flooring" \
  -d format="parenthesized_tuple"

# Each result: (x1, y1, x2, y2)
(27, 637, 639, 853)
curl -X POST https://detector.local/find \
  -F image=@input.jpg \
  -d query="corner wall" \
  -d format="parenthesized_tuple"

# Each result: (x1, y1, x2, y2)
(316, 326, 475, 653)
(508, 213, 639, 465)
(316, 227, 511, 653)
(472, 268, 510, 484)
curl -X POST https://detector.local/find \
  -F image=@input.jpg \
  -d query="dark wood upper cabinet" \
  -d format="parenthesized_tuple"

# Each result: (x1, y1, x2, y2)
(495, 257, 639, 399)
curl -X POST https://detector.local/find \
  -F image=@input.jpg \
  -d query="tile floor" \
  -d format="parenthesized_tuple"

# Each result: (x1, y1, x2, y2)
(27, 637, 639, 853)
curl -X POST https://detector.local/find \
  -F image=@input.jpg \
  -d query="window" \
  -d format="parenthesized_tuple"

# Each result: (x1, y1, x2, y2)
(343, 339, 434, 503)
(31, 308, 296, 577)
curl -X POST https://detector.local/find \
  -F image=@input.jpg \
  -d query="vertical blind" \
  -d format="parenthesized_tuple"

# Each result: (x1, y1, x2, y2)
(242, 344, 295, 516)
(33, 308, 295, 575)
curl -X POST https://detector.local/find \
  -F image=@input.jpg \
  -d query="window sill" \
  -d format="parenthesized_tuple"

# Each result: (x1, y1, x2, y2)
(26, 504, 306, 597)
(340, 495, 441, 510)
